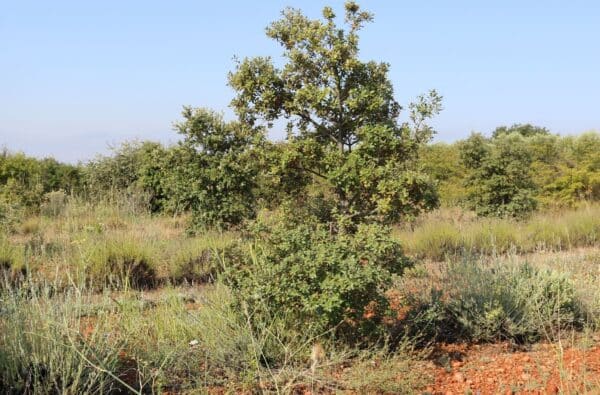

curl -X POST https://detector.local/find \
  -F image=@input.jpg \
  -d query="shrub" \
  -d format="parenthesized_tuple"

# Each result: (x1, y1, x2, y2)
(460, 133, 537, 218)
(400, 259, 587, 343)
(224, 219, 411, 343)
(174, 108, 263, 231)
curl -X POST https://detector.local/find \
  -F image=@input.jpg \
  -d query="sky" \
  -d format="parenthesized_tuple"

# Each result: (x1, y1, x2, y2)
(1, 1, 599, 163)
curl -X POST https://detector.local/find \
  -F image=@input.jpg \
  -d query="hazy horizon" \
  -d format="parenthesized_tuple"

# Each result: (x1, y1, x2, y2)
(2, 1, 599, 163)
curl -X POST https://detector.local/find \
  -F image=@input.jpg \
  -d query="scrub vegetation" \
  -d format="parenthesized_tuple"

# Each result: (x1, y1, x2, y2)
(1, 2, 599, 393)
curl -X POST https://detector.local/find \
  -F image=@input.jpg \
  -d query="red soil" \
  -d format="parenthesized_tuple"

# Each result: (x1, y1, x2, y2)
(425, 340, 600, 394)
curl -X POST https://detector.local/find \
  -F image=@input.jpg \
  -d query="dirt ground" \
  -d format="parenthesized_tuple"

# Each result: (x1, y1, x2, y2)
(423, 337, 600, 394)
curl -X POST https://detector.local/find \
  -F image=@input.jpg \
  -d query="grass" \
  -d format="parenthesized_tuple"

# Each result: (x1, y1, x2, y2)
(395, 204, 600, 261)
(0, 276, 429, 393)
(2, 198, 236, 289)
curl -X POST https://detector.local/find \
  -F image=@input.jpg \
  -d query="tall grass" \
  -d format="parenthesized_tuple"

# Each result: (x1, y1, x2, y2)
(2, 198, 236, 289)
(395, 204, 600, 260)
(0, 274, 427, 393)
(0, 282, 125, 393)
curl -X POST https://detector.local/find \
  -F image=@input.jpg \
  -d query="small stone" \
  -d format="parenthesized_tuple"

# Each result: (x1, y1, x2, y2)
(453, 372, 465, 382)
(188, 339, 199, 347)
(522, 355, 531, 363)
(451, 360, 462, 368)
(545, 383, 559, 394)
(520, 373, 531, 381)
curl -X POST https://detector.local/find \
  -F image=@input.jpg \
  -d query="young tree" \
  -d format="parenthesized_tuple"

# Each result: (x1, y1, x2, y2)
(228, 1, 441, 226)
(174, 107, 264, 230)
(460, 133, 537, 217)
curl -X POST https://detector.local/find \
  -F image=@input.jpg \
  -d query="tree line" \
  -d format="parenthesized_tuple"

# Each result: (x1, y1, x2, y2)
(2, 124, 598, 226)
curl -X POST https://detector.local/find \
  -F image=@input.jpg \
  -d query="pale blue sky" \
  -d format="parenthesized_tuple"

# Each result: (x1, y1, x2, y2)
(1, 1, 599, 162)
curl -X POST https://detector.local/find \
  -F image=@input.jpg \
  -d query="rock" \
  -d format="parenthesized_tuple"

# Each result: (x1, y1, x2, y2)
(453, 372, 465, 382)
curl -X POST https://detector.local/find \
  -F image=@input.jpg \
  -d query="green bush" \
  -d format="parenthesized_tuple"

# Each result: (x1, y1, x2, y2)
(460, 133, 537, 218)
(174, 108, 263, 231)
(401, 259, 587, 343)
(224, 219, 411, 343)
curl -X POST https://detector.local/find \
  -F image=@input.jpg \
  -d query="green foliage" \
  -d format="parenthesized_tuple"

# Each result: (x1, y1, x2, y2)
(224, 217, 410, 343)
(492, 123, 550, 138)
(401, 259, 586, 343)
(545, 168, 600, 205)
(540, 132, 600, 206)
(0, 150, 80, 213)
(83, 140, 172, 213)
(417, 129, 599, 211)
(173, 108, 264, 230)
(460, 133, 537, 217)
(419, 143, 467, 206)
(229, 2, 441, 225)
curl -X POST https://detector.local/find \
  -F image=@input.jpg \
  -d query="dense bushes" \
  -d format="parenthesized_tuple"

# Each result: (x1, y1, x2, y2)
(422, 129, 600, 215)
(83, 141, 174, 214)
(460, 132, 537, 218)
(0, 150, 81, 215)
